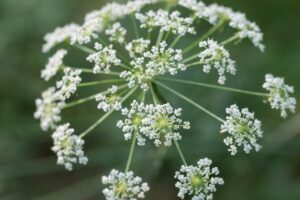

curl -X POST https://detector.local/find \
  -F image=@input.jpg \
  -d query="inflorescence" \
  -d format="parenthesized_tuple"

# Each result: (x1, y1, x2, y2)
(36, 0, 296, 199)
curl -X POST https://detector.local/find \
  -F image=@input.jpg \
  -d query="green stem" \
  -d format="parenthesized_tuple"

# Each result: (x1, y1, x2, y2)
(150, 83, 159, 105)
(157, 77, 269, 97)
(131, 14, 139, 39)
(63, 84, 128, 109)
(183, 19, 226, 54)
(71, 67, 120, 76)
(73, 44, 96, 54)
(155, 81, 225, 122)
(120, 63, 132, 71)
(78, 79, 124, 87)
(221, 33, 240, 46)
(156, 30, 164, 46)
(174, 140, 187, 166)
(169, 35, 182, 48)
(182, 53, 199, 64)
(79, 87, 137, 138)
(125, 132, 137, 172)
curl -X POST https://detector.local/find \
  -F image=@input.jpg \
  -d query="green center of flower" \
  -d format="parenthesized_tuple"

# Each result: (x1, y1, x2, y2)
(116, 181, 127, 195)
(133, 115, 142, 127)
(191, 175, 204, 188)
(108, 95, 118, 104)
(155, 115, 172, 135)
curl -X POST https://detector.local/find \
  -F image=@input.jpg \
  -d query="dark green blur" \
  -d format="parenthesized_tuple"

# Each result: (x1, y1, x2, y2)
(0, 0, 299, 199)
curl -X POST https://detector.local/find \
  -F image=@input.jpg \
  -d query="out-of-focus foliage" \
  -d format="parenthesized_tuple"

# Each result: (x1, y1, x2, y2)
(0, 0, 299, 199)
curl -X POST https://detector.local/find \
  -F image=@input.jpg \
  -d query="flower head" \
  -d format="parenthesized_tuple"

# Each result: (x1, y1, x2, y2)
(221, 104, 263, 155)
(136, 9, 195, 35)
(175, 158, 224, 200)
(102, 169, 149, 200)
(87, 43, 121, 73)
(42, 24, 79, 53)
(117, 100, 148, 145)
(56, 67, 82, 101)
(51, 123, 88, 171)
(95, 85, 123, 112)
(105, 22, 127, 43)
(141, 103, 190, 146)
(203, 4, 264, 51)
(198, 39, 236, 84)
(34, 87, 64, 131)
(121, 41, 186, 91)
(263, 74, 296, 118)
(41, 49, 67, 81)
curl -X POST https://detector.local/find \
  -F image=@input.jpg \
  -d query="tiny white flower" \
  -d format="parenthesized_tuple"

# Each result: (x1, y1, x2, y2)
(220, 104, 263, 155)
(105, 22, 127, 43)
(136, 9, 195, 35)
(198, 39, 236, 84)
(42, 23, 79, 53)
(87, 43, 121, 73)
(41, 49, 67, 81)
(202, 4, 265, 51)
(175, 158, 224, 200)
(141, 103, 190, 147)
(102, 169, 149, 200)
(121, 41, 186, 91)
(126, 38, 150, 58)
(34, 87, 64, 131)
(117, 100, 148, 145)
(71, 18, 103, 44)
(263, 74, 296, 118)
(56, 67, 82, 101)
(51, 123, 88, 171)
(95, 85, 123, 112)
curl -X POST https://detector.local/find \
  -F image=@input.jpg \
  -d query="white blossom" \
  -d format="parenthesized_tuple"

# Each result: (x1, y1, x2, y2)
(34, 87, 64, 131)
(198, 39, 236, 84)
(263, 74, 296, 118)
(179, 0, 206, 18)
(126, 38, 150, 58)
(56, 67, 82, 101)
(51, 123, 88, 171)
(136, 9, 195, 35)
(41, 49, 67, 81)
(102, 169, 149, 200)
(87, 43, 121, 73)
(105, 22, 127, 43)
(71, 18, 103, 44)
(175, 158, 224, 200)
(221, 104, 263, 155)
(95, 85, 122, 112)
(42, 23, 79, 53)
(121, 41, 186, 91)
(117, 100, 148, 145)
(141, 103, 190, 146)
(202, 4, 265, 51)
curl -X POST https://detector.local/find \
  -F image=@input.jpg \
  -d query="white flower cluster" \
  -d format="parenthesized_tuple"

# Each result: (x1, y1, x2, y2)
(87, 43, 121, 74)
(221, 104, 263, 155)
(117, 101, 190, 146)
(56, 67, 82, 101)
(102, 169, 149, 200)
(105, 22, 127, 43)
(198, 39, 236, 85)
(179, 1, 264, 51)
(121, 41, 186, 90)
(34, 87, 64, 131)
(51, 123, 88, 171)
(136, 10, 195, 35)
(71, 0, 158, 45)
(42, 24, 79, 53)
(41, 49, 67, 81)
(95, 85, 122, 112)
(125, 38, 150, 57)
(263, 74, 296, 118)
(175, 158, 224, 200)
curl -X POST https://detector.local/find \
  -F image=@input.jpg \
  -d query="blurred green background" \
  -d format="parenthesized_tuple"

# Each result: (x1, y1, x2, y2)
(0, 0, 300, 199)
